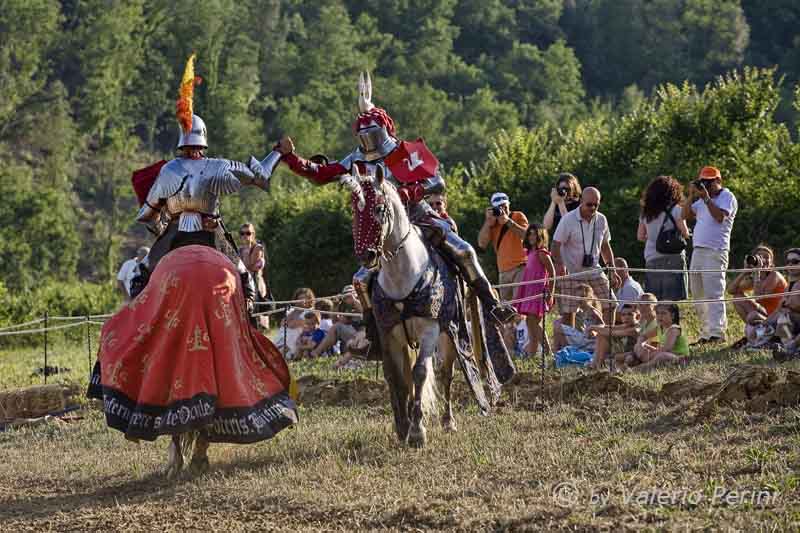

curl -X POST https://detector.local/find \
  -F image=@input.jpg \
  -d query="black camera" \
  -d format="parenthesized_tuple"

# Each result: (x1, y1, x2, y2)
(557, 187, 568, 197)
(692, 179, 707, 190)
(492, 206, 502, 217)
(745, 254, 764, 269)
(582, 254, 595, 268)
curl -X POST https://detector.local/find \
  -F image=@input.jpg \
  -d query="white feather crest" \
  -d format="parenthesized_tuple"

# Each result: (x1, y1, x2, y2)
(357, 71, 374, 113)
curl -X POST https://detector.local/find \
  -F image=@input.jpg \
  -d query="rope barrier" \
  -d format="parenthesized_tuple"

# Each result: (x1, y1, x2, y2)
(0, 320, 88, 337)
(256, 291, 354, 306)
(252, 307, 289, 317)
(493, 268, 602, 289)
(0, 317, 46, 332)
(606, 265, 800, 274)
(548, 287, 800, 306)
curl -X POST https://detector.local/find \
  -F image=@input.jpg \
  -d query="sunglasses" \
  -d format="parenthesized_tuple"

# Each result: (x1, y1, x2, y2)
(584, 202, 599, 208)
(240, 231, 252, 236)
(787, 259, 800, 265)
(430, 201, 444, 207)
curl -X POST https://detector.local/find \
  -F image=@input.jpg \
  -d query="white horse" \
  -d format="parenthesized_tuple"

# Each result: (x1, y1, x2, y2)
(348, 168, 458, 447)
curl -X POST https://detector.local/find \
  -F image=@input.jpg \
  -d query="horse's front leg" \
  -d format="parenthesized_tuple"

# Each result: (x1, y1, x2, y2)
(166, 434, 184, 479)
(438, 333, 457, 432)
(408, 321, 439, 448)
(189, 432, 210, 475)
(383, 334, 411, 442)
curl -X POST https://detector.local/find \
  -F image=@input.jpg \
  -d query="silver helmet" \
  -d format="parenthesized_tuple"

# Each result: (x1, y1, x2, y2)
(357, 124, 396, 161)
(177, 114, 208, 149)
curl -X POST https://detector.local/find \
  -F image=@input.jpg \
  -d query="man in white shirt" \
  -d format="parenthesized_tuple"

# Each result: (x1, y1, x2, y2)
(552, 187, 621, 326)
(682, 166, 738, 344)
(614, 257, 644, 309)
(116, 247, 149, 300)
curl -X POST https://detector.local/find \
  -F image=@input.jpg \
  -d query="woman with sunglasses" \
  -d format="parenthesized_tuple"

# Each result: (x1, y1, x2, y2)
(239, 223, 270, 328)
(543, 172, 582, 234)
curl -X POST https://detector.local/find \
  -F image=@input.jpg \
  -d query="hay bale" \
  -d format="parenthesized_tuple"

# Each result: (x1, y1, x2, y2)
(0, 384, 79, 422)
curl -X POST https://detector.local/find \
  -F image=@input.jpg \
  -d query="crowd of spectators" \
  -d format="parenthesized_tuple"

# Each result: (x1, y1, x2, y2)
(118, 164, 797, 373)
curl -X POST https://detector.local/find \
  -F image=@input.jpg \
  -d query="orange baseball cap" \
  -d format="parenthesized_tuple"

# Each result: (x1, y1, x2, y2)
(698, 166, 722, 180)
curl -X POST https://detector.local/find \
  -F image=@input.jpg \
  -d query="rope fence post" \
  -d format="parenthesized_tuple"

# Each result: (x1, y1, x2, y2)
(86, 314, 92, 377)
(43, 311, 49, 385)
(282, 306, 288, 359)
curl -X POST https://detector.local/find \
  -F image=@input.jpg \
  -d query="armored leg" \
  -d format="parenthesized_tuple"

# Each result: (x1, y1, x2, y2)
(438, 230, 517, 324)
(353, 266, 381, 360)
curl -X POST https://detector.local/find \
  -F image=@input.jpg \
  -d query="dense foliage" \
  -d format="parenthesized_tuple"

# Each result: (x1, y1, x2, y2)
(2, 0, 800, 306)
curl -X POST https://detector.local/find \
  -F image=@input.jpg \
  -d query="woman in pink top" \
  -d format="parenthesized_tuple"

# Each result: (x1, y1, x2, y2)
(515, 223, 555, 356)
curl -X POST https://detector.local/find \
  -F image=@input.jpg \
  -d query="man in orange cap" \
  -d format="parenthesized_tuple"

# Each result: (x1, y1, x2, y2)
(682, 166, 738, 344)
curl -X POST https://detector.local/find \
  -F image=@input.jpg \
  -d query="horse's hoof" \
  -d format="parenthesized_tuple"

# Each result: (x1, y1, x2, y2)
(165, 460, 183, 480)
(189, 456, 210, 476)
(407, 427, 427, 448)
(442, 417, 457, 433)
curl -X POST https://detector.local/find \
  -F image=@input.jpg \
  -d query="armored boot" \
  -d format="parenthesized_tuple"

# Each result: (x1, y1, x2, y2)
(438, 231, 517, 324)
(353, 267, 382, 360)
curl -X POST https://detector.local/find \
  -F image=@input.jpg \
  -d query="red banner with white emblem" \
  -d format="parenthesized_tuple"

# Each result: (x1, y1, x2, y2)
(384, 138, 439, 183)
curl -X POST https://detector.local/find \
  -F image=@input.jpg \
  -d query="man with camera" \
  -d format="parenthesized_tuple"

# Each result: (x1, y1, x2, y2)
(477, 192, 529, 304)
(727, 245, 788, 348)
(552, 187, 621, 327)
(682, 165, 738, 344)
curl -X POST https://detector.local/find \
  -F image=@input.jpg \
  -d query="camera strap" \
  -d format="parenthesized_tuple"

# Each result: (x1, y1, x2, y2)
(580, 217, 597, 256)
(496, 215, 512, 250)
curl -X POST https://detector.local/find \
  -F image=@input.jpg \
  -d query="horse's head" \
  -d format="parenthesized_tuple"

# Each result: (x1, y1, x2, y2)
(348, 165, 395, 269)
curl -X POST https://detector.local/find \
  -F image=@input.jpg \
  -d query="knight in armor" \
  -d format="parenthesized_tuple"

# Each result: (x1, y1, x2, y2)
(133, 112, 281, 310)
(88, 55, 297, 476)
(276, 72, 517, 352)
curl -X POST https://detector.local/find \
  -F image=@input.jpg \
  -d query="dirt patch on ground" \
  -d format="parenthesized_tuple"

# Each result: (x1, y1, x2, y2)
(296, 366, 800, 413)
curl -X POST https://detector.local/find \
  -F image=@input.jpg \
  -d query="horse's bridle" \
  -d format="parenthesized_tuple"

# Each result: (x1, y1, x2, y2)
(372, 181, 411, 264)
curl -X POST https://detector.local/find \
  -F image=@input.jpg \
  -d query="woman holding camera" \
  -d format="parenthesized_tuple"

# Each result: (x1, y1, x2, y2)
(727, 245, 788, 348)
(543, 173, 582, 234)
(637, 176, 690, 301)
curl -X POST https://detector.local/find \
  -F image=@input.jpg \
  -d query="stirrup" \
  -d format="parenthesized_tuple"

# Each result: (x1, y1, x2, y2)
(490, 303, 518, 324)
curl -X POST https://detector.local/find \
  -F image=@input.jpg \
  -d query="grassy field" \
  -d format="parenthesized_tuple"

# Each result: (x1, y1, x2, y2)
(1, 314, 800, 531)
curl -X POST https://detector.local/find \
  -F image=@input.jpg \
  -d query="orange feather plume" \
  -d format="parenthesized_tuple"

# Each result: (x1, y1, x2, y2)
(176, 53, 202, 133)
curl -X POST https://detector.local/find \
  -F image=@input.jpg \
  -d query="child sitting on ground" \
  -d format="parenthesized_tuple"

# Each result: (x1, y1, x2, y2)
(632, 303, 689, 371)
(315, 298, 335, 333)
(588, 303, 640, 370)
(627, 293, 658, 368)
(295, 310, 326, 359)
(553, 284, 604, 353)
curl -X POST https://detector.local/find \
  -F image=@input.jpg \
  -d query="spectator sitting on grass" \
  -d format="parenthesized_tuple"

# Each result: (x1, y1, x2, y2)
(588, 303, 640, 370)
(629, 293, 659, 368)
(760, 248, 800, 359)
(295, 310, 326, 359)
(274, 287, 315, 359)
(315, 298, 335, 333)
(614, 257, 644, 310)
(552, 284, 604, 353)
(632, 303, 689, 371)
(727, 245, 788, 349)
(310, 285, 364, 359)
(333, 329, 370, 370)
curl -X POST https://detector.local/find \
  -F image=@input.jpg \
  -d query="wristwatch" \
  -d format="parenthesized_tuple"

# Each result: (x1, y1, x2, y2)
(504, 219, 513, 228)
(703, 197, 711, 205)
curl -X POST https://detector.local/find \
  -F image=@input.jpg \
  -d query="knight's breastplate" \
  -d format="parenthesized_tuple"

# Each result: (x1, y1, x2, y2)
(148, 158, 242, 232)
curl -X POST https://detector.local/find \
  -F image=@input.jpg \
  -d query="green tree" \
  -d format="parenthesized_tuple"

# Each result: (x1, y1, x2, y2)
(0, 0, 61, 128)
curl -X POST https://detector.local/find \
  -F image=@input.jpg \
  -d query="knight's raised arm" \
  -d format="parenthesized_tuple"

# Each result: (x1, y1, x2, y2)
(281, 151, 349, 185)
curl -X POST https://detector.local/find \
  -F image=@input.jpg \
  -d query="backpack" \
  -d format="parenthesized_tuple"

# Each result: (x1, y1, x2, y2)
(655, 204, 687, 255)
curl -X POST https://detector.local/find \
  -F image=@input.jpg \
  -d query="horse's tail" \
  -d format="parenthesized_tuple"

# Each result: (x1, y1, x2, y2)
(420, 356, 438, 419)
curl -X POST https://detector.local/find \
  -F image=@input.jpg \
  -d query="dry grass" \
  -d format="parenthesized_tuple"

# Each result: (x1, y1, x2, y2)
(1, 322, 799, 531)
